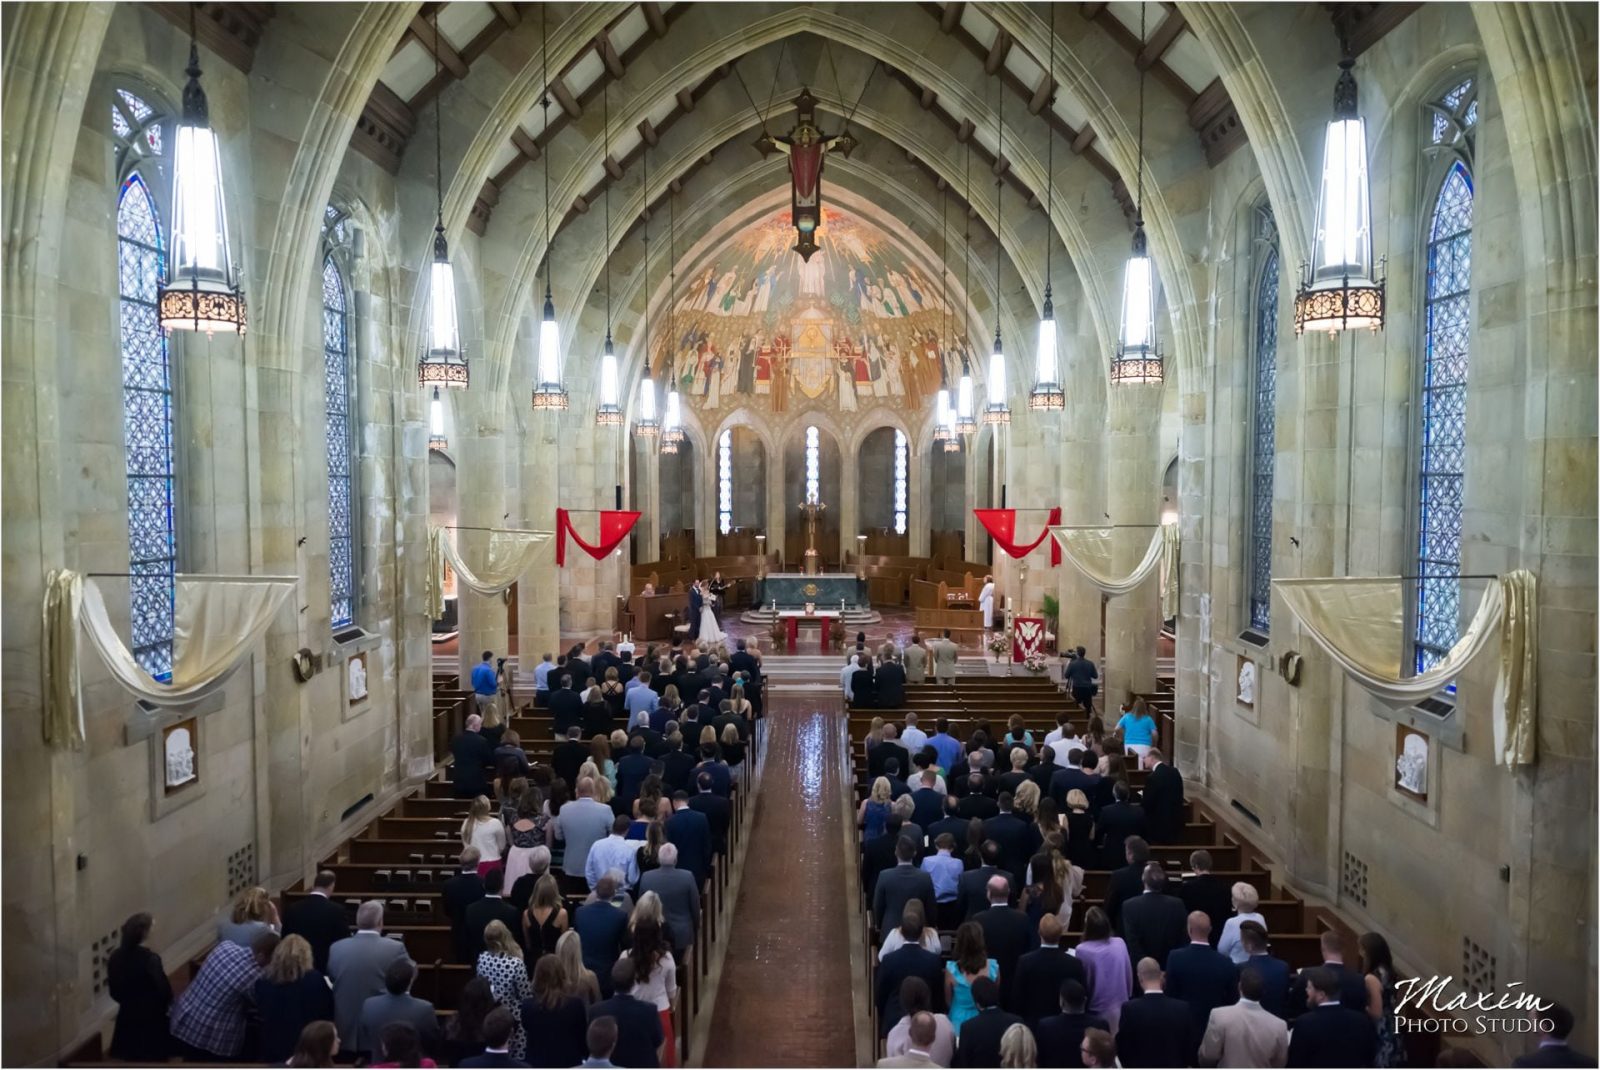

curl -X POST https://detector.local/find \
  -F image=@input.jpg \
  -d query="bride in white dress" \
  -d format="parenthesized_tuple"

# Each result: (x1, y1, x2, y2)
(699, 586, 726, 646)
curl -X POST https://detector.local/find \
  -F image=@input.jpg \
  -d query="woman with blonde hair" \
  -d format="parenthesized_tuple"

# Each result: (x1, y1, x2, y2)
(1063, 788, 1095, 869)
(698, 723, 719, 757)
(859, 776, 893, 840)
(999, 1022, 1038, 1068)
(476, 920, 534, 1060)
(729, 683, 752, 719)
(520, 872, 568, 967)
(630, 889, 666, 933)
(578, 760, 615, 806)
(1216, 881, 1266, 964)
(555, 929, 601, 1005)
(479, 703, 507, 749)
(252, 935, 333, 1063)
(1013, 780, 1040, 821)
(720, 722, 745, 771)
(600, 666, 626, 721)
(218, 886, 279, 947)
(865, 715, 886, 747)
(461, 795, 506, 877)
(659, 683, 683, 723)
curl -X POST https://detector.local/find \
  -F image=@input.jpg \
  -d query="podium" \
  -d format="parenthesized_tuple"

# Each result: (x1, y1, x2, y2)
(630, 591, 690, 641)
(781, 612, 834, 653)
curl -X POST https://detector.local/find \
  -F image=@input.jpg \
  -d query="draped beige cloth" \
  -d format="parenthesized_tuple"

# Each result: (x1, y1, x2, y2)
(1049, 525, 1178, 610)
(427, 528, 447, 619)
(1274, 570, 1539, 766)
(43, 570, 295, 749)
(432, 527, 553, 601)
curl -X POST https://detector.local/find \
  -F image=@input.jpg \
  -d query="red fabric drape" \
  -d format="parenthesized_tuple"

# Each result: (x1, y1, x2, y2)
(556, 508, 642, 565)
(973, 507, 1063, 565)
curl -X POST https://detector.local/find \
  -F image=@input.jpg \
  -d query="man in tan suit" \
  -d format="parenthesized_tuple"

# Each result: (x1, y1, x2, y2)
(1197, 968, 1288, 1068)
(931, 629, 960, 685)
(877, 1011, 942, 1068)
(903, 636, 929, 684)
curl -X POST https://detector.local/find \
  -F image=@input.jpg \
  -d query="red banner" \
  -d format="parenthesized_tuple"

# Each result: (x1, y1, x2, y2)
(973, 507, 1062, 566)
(556, 508, 642, 565)
(1012, 616, 1047, 663)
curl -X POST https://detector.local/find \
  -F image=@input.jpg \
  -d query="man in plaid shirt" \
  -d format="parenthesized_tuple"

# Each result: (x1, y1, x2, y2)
(169, 931, 279, 1060)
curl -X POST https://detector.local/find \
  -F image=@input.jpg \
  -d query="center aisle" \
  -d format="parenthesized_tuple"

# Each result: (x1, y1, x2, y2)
(701, 695, 858, 1067)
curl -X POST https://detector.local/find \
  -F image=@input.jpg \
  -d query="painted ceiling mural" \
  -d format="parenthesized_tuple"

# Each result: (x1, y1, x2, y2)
(653, 204, 981, 417)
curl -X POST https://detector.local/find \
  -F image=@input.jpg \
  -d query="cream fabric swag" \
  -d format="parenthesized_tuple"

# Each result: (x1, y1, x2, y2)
(430, 527, 553, 614)
(43, 570, 295, 749)
(1274, 570, 1538, 766)
(1049, 525, 1179, 611)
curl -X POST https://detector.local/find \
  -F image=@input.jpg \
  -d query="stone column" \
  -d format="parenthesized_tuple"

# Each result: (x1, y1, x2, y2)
(839, 452, 859, 565)
(1058, 303, 1107, 665)
(518, 409, 561, 670)
(764, 455, 786, 567)
(634, 433, 660, 561)
(1104, 384, 1162, 706)
(908, 440, 929, 557)
(455, 408, 508, 685)
(1172, 389, 1211, 775)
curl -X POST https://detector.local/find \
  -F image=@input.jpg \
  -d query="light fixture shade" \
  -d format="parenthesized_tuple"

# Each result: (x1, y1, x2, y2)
(660, 387, 684, 452)
(595, 334, 623, 426)
(1295, 57, 1385, 335)
(160, 46, 245, 335)
(418, 230, 469, 388)
(934, 386, 954, 442)
(1029, 294, 1065, 410)
(428, 386, 448, 450)
(956, 360, 977, 435)
(635, 372, 660, 437)
(984, 332, 1010, 425)
(1111, 226, 1163, 384)
(531, 288, 568, 409)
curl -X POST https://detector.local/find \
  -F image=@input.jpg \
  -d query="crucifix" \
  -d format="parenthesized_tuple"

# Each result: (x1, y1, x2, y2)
(756, 89, 857, 261)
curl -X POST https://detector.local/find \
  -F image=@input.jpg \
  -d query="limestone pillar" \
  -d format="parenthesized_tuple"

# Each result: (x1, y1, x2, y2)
(1103, 384, 1162, 706)
(908, 440, 929, 558)
(765, 459, 786, 567)
(518, 410, 561, 670)
(634, 433, 661, 561)
(1057, 309, 1107, 665)
(839, 454, 859, 564)
(455, 412, 508, 685)
(1172, 390, 1211, 775)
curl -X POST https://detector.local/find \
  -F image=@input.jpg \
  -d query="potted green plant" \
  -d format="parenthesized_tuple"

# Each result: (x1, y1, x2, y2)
(1041, 593, 1060, 654)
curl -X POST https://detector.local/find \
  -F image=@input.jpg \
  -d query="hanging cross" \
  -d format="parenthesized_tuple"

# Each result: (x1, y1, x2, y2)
(755, 89, 857, 261)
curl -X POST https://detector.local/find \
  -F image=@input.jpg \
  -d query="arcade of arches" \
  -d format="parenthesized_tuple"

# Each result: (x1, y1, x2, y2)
(2, 2, 1595, 1066)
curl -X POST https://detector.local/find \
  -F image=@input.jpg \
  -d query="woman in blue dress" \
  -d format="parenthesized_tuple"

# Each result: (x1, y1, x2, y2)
(943, 922, 999, 1032)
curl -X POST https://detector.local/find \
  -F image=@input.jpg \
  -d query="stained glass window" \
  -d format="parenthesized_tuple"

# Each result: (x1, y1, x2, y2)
(893, 429, 908, 536)
(119, 173, 177, 678)
(1430, 77, 1477, 146)
(718, 430, 733, 534)
(1247, 215, 1280, 633)
(1415, 161, 1474, 673)
(111, 87, 163, 169)
(323, 253, 356, 628)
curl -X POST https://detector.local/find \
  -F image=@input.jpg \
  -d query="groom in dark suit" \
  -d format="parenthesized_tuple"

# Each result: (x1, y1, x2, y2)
(688, 581, 703, 640)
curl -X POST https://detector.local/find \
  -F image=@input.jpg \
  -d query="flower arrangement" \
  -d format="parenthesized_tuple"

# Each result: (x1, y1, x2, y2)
(1023, 651, 1049, 674)
(987, 633, 1012, 659)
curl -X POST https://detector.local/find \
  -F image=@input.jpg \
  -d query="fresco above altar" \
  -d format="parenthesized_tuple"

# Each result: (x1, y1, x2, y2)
(654, 204, 982, 417)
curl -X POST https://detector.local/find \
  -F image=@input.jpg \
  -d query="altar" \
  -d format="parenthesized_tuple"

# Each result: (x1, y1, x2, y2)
(759, 572, 864, 609)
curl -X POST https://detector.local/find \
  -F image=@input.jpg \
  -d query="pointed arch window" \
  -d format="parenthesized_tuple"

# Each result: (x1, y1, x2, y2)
(323, 206, 360, 630)
(1413, 76, 1477, 674)
(893, 429, 909, 536)
(1247, 208, 1280, 633)
(119, 173, 178, 678)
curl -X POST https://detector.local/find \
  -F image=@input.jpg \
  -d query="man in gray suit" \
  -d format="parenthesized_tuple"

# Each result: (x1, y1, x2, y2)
(877, 1012, 943, 1068)
(872, 835, 936, 932)
(903, 636, 929, 685)
(356, 958, 440, 1059)
(931, 630, 960, 685)
(560, 776, 618, 879)
(328, 901, 412, 1050)
(638, 843, 701, 954)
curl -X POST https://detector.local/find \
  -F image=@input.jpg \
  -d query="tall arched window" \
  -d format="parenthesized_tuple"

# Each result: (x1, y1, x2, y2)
(718, 429, 733, 534)
(1415, 76, 1477, 672)
(1247, 208, 1280, 633)
(119, 171, 178, 678)
(322, 206, 359, 629)
(893, 429, 909, 535)
(804, 425, 820, 503)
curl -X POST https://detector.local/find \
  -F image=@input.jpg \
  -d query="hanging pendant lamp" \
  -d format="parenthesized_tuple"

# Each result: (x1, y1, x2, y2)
(933, 189, 958, 452)
(416, 11, 467, 388)
(1030, 6, 1065, 410)
(159, 5, 246, 335)
(595, 79, 623, 428)
(660, 188, 684, 454)
(636, 144, 659, 438)
(1294, 28, 1385, 335)
(428, 387, 448, 450)
(984, 77, 1010, 425)
(531, 6, 568, 410)
(956, 137, 977, 436)
(1110, 2, 1163, 385)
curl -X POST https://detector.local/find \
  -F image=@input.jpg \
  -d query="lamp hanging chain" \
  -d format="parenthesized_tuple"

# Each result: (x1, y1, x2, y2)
(963, 135, 971, 355)
(432, 8, 443, 230)
(1045, 4, 1055, 294)
(941, 186, 949, 362)
(642, 141, 649, 377)
(540, 4, 552, 288)
(603, 78, 611, 337)
(994, 74, 1003, 347)
(668, 181, 675, 354)
(1135, 1, 1146, 221)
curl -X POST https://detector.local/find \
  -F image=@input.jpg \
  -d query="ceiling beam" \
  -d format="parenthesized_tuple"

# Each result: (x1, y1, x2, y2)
(1138, 9, 1187, 70)
(596, 31, 626, 79)
(551, 80, 582, 119)
(638, 117, 659, 147)
(408, 14, 470, 81)
(149, 2, 274, 74)
(1325, 3, 1423, 56)
(940, 2, 964, 33)
(641, 1, 667, 37)
(489, 1, 519, 28)
(984, 29, 1012, 75)
(510, 126, 541, 160)
(920, 86, 938, 110)
(1028, 74, 1053, 115)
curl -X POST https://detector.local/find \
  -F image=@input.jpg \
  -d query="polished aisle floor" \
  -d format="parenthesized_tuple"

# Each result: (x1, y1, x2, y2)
(701, 696, 857, 1067)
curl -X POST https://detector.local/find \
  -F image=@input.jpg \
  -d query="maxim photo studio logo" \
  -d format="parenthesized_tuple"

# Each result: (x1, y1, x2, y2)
(1394, 976, 1554, 1035)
